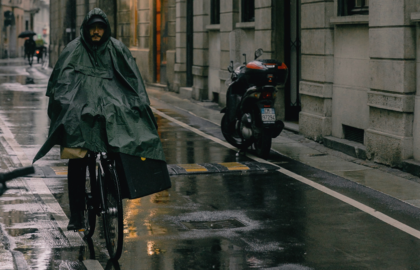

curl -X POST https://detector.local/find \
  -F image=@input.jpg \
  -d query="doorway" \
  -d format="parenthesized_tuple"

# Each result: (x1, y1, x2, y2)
(186, 0, 193, 87)
(155, 0, 169, 84)
(282, 0, 301, 122)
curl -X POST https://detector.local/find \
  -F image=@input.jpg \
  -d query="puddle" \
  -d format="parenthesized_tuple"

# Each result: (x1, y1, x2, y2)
(5, 228, 38, 237)
(0, 75, 27, 85)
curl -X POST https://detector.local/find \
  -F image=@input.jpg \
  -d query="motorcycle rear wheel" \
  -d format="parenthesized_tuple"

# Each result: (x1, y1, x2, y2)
(254, 131, 272, 159)
(221, 114, 244, 148)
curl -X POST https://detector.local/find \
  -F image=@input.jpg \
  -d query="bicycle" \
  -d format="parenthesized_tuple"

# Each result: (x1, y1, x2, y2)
(81, 152, 124, 261)
(0, 166, 35, 196)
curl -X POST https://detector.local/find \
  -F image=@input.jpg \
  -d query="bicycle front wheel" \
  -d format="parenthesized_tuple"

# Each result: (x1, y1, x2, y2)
(98, 163, 123, 260)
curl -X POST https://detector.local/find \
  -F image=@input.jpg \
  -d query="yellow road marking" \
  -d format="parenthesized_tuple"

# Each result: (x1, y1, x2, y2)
(219, 162, 249, 171)
(51, 166, 68, 176)
(178, 164, 208, 172)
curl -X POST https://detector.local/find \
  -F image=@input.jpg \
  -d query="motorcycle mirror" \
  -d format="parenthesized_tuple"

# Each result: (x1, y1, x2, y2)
(255, 48, 263, 59)
(228, 65, 233, 72)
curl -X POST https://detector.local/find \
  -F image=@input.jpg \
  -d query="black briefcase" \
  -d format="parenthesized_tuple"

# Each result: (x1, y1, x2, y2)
(115, 153, 171, 199)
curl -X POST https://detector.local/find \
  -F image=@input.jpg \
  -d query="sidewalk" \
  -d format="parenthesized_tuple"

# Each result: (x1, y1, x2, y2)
(145, 86, 420, 210)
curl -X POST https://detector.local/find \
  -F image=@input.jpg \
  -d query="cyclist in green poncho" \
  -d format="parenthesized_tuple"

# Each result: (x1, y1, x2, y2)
(33, 8, 166, 231)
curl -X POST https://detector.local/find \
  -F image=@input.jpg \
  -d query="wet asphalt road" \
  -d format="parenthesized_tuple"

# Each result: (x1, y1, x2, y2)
(2, 61, 420, 269)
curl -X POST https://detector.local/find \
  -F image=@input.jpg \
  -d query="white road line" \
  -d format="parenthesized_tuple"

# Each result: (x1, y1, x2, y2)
(151, 107, 420, 240)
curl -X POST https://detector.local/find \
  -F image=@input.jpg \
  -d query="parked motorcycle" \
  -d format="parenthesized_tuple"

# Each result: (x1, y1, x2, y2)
(221, 48, 288, 159)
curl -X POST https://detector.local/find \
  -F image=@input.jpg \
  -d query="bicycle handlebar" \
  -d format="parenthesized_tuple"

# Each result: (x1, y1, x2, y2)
(0, 166, 35, 183)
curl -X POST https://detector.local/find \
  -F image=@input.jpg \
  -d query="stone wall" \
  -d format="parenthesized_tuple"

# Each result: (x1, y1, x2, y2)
(173, 0, 188, 93)
(365, 0, 418, 166)
(191, 0, 209, 100)
(299, 0, 420, 167)
(299, 0, 334, 142)
(49, 0, 77, 67)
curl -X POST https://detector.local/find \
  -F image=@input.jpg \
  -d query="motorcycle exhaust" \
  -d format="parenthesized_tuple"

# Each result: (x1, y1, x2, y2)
(241, 114, 253, 140)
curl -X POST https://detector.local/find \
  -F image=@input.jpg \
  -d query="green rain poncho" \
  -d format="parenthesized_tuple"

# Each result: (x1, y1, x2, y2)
(33, 8, 165, 163)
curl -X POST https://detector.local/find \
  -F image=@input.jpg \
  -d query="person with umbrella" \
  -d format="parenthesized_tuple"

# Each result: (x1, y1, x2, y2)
(24, 37, 36, 66)
(19, 30, 36, 66)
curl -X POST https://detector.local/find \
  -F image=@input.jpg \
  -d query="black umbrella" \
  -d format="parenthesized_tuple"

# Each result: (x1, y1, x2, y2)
(18, 30, 36, 38)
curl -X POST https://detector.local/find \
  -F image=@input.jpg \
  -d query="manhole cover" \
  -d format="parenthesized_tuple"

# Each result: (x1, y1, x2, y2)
(181, 219, 245, 230)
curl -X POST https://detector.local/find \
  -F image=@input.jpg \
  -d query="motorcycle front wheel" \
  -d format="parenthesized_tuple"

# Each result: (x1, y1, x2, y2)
(254, 131, 272, 159)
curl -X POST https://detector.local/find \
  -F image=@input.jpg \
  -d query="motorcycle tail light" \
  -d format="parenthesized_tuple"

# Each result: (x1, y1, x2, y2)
(36, 50, 39, 54)
(261, 91, 273, 99)
(278, 63, 288, 70)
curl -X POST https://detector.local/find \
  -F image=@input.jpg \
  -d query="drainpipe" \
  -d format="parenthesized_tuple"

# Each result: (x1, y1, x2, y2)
(0, 1, 3, 58)
(114, 0, 117, 39)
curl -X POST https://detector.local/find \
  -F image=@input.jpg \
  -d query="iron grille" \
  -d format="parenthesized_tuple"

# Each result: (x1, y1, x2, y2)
(343, 125, 364, 144)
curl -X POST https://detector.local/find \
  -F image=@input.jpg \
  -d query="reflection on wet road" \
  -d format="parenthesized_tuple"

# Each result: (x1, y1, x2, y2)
(1, 61, 420, 269)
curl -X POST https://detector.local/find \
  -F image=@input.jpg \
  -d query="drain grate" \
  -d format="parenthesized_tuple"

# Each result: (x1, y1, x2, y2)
(181, 219, 246, 230)
(343, 125, 364, 144)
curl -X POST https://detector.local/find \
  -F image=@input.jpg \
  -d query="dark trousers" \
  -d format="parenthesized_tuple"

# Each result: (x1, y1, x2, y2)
(26, 53, 33, 66)
(67, 155, 96, 214)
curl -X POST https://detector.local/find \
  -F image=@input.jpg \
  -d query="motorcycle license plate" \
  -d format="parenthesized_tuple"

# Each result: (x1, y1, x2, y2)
(261, 108, 275, 123)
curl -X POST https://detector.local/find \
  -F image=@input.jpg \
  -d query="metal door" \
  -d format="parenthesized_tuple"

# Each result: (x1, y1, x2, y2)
(285, 0, 301, 121)
(186, 0, 193, 87)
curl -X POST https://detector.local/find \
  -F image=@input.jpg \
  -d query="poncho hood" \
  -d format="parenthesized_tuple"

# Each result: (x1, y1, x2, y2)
(33, 8, 166, 163)
(81, 8, 112, 50)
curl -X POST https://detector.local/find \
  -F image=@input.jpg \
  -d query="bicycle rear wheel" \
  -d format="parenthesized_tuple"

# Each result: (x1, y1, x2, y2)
(83, 162, 97, 239)
(98, 162, 123, 260)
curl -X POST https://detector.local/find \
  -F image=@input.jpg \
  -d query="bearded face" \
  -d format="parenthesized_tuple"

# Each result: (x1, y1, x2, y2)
(89, 23, 105, 43)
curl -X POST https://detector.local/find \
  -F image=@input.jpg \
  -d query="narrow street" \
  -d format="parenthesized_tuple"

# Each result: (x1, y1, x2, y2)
(2, 59, 420, 270)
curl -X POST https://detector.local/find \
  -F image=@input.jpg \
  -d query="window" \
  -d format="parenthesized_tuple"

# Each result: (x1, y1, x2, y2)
(241, 0, 254, 22)
(338, 0, 369, 16)
(210, 0, 220, 24)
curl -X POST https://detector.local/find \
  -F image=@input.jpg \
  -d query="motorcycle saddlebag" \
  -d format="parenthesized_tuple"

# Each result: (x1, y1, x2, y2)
(115, 153, 172, 199)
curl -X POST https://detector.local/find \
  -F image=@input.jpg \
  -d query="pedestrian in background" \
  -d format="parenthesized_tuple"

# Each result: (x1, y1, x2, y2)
(24, 37, 36, 67)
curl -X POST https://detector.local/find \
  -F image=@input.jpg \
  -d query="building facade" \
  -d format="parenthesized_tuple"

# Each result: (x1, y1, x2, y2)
(49, 0, 301, 123)
(1, 0, 42, 58)
(129, 0, 303, 122)
(33, 0, 49, 47)
(300, 0, 420, 168)
(49, 0, 420, 168)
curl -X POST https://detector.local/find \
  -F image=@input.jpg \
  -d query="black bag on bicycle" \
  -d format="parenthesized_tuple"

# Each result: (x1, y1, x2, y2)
(115, 153, 171, 199)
